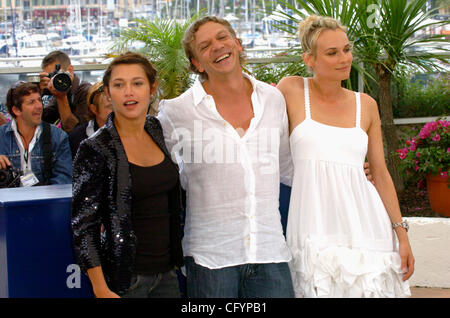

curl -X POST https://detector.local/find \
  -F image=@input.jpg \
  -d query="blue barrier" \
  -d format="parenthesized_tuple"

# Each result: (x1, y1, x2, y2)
(0, 183, 292, 298)
(0, 184, 93, 298)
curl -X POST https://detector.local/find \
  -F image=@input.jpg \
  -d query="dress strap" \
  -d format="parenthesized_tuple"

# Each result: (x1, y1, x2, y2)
(355, 92, 361, 128)
(303, 77, 311, 119)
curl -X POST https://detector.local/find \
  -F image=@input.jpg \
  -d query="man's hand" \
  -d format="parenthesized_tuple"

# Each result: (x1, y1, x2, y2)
(364, 161, 374, 184)
(48, 77, 69, 99)
(0, 155, 11, 170)
(39, 72, 51, 93)
(40, 73, 68, 98)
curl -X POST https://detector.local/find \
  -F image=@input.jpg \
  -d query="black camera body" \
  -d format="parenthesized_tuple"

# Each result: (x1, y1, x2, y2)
(42, 64, 72, 96)
(0, 164, 20, 188)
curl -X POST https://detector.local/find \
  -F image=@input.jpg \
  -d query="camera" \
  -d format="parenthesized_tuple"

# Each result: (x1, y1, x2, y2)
(41, 64, 72, 96)
(0, 164, 20, 188)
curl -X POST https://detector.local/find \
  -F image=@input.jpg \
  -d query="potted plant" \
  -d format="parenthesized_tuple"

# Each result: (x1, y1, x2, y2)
(397, 119, 449, 216)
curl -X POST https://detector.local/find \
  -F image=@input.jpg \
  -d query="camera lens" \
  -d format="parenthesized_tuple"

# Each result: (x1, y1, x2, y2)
(53, 73, 72, 92)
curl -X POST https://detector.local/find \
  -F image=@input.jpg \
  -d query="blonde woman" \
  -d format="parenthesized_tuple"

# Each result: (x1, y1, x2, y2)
(277, 16, 414, 298)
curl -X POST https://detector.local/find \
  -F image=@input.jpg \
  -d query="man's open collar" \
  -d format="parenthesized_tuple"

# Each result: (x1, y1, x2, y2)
(192, 72, 258, 107)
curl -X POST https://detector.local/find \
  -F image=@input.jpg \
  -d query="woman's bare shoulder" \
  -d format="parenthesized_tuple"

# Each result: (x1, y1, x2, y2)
(277, 76, 305, 94)
(359, 92, 377, 105)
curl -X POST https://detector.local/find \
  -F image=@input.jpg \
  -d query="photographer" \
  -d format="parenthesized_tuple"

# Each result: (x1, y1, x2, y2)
(0, 82, 72, 187)
(40, 50, 91, 133)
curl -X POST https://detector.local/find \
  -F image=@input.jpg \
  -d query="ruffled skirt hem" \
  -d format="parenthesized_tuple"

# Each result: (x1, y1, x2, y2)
(289, 242, 411, 298)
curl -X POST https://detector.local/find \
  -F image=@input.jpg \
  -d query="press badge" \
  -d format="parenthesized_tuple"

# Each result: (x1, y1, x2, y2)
(20, 172, 40, 187)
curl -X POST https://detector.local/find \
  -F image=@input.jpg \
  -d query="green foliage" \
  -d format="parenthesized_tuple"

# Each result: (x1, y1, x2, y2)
(394, 73, 450, 118)
(249, 50, 308, 84)
(113, 17, 197, 100)
(354, 0, 449, 74)
(272, 0, 449, 76)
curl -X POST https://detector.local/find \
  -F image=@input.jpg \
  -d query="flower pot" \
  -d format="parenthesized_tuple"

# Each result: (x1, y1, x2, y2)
(426, 173, 450, 217)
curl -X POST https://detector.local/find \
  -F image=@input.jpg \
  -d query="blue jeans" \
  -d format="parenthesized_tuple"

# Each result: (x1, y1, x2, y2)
(121, 270, 181, 298)
(184, 257, 294, 298)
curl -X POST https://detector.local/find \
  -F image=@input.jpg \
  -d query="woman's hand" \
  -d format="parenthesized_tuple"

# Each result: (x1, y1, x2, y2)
(398, 239, 415, 281)
(94, 286, 120, 298)
(87, 266, 120, 298)
(363, 162, 374, 185)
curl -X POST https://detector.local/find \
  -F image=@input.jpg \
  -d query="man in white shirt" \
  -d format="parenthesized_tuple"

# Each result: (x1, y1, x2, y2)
(158, 16, 294, 297)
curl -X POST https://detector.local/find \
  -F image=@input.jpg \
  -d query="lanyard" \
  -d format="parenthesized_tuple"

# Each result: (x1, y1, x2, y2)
(17, 129, 30, 170)
(23, 149, 29, 167)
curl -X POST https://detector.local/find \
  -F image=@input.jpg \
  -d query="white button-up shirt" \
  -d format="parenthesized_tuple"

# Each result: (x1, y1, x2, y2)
(158, 73, 293, 269)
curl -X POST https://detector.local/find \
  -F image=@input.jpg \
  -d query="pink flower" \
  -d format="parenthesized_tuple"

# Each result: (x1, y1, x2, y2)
(409, 143, 417, 151)
(417, 179, 426, 189)
(416, 152, 420, 158)
(441, 171, 448, 178)
(270, 83, 276, 87)
(397, 147, 408, 160)
(432, 134, 441, 142)
(439, 120, 450, 128)
(447, 148, 450, 153)
(419, 127, 431, 139)
(425, 121, 438, 132)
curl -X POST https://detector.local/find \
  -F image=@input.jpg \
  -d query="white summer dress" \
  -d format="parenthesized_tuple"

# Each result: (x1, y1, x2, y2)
(286, 78, 411, 298)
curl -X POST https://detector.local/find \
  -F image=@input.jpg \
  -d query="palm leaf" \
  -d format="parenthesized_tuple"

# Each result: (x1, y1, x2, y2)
(113, 15, 200, 100)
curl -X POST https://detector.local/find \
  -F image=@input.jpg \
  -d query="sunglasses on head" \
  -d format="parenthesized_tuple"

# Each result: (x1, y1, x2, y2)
(89, 84, 104, 105)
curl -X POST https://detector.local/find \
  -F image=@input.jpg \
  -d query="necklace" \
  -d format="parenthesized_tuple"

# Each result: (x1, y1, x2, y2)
(17, 129, 31, 169)
(17, 129, 30, 151)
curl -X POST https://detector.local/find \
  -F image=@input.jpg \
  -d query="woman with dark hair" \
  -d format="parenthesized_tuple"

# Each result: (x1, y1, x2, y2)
(71, 52, 183, 298)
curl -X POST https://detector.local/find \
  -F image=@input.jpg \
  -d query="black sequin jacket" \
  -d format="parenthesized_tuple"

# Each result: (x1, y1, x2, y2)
(71, 112, 184, 295)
